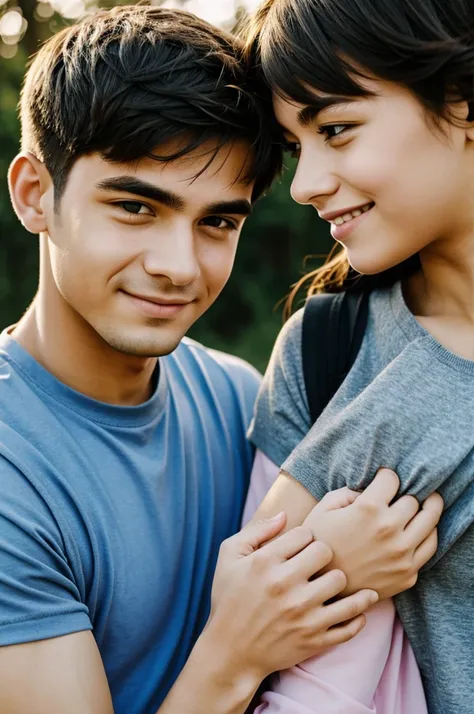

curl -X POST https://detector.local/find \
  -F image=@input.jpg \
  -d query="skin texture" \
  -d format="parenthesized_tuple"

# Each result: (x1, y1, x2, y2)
(276, 80, 474, 280)
(2, 79, 462, 714)
(250, 77, 474, 598)
(4, 140, 382, 714)
(8, 139, 255, 405)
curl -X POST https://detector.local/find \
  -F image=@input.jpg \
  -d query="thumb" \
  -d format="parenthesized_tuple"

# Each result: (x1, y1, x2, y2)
(236, 512, 287, 556)
(319, 487, 360, 511)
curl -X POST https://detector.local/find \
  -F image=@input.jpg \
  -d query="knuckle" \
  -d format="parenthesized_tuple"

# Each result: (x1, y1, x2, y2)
(345, 598, 364, 619)
(378, 519, 398, 538)
(292, 525, 314, 543)
(329, 568, 347, 590)
(282, 597, 302, 619)
(251, 548, 270, 571)
(357, 498, 379, 516)
(266, 576, 287, 599)
(312, 540, 333, 561)
(347, 614, 365, 636)
(390, 542, 411, 560)
(404, 573, 419, 589)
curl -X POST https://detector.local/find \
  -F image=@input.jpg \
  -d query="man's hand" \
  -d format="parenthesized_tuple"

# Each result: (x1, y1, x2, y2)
(160, 514, 378, 714)
(206, 513, 378, 679)
(303, 469, 443, 598)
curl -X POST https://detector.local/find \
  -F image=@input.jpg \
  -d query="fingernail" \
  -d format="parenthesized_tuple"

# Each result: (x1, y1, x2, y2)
(270, 511, 285, 521)
(369, 591, 379, 604)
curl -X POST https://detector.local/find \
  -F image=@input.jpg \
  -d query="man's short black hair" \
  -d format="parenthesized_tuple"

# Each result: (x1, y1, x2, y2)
(20, 5, 283, 203)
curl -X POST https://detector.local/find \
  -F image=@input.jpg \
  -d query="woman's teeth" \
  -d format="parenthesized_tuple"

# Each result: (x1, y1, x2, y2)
(332, 204, 373, 225)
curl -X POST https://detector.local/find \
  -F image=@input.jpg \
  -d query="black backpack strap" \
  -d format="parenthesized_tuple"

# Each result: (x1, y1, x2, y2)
(302, 291, 369, 425)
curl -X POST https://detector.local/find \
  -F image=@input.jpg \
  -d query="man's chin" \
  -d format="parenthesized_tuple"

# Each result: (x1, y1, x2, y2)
(100, 327, 187, 359)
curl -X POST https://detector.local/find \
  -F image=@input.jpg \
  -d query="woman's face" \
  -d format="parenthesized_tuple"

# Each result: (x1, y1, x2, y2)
(274, 79, 474, 275)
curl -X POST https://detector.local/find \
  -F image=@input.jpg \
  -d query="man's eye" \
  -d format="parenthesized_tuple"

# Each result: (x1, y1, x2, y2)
(116, 201, 152, 215)
(202, 216, 236, 231)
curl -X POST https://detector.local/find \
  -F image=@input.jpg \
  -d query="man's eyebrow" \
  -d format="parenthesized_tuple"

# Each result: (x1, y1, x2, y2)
(297, 96, 361, 127)
(203, 199, 252, 217)
(95, 176, 186, 211)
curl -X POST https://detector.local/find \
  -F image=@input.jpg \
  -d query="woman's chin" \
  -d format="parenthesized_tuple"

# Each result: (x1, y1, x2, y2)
(346, 249, 402, 277)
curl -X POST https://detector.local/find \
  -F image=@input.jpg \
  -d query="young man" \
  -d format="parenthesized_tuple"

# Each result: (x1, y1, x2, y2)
(1, 6, 441, 714)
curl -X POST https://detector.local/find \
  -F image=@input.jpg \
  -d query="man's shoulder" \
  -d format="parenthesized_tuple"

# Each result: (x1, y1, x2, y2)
(171, 337, 262, 416)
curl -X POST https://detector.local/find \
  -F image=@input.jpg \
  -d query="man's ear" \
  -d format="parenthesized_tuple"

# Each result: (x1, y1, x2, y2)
(8, 152, 54, 234)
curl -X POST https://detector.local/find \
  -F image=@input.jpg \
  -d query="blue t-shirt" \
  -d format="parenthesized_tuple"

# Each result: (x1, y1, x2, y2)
(0, 330, 260, 714)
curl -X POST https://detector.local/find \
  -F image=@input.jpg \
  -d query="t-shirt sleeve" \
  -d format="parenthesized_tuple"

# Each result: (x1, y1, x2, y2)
(0, 456, 92, 646)
(281, 339, 474, 562)
(247, 309, 311, 467)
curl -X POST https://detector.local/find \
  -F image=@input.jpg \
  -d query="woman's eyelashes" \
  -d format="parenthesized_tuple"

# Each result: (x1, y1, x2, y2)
(317, 123, 352, 141)
(284, 123, 356, 157)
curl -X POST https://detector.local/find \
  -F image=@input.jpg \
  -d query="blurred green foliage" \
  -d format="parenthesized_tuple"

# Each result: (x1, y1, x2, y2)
(0, 9, 333, 373)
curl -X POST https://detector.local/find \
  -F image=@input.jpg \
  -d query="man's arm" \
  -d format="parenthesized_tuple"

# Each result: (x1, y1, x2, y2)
(0, 515, 378, 714)
(0, 632, 114, 714)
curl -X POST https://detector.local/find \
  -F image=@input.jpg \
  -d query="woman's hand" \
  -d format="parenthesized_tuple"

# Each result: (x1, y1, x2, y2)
(303, 469, 443, 599)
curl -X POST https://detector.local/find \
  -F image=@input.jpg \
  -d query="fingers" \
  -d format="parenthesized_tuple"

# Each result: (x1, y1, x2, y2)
(404, 491, 443, 545)
(357, 468, 400, 505)
(413, 529, 438, 570)
(315, 614, 367, 648)
(389, 494, 420, 526)
(264, 525, 315, 561)
(306, 568, 349, 603)
(235, 512, 288, 556)
(285, 540, 335, 581)
(318, 589, 379, 630)
(317, 487, 360, 511)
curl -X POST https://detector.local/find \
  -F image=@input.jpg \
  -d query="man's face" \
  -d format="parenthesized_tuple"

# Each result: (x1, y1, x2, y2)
(40, 140, 254, 357)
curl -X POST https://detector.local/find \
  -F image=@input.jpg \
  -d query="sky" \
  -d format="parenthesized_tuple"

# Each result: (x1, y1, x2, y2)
(161, 0, 261, 27)
(0, 0, 262, 55)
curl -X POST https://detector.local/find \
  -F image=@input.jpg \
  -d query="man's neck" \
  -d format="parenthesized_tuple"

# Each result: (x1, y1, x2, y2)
(11, 291, 158, 407)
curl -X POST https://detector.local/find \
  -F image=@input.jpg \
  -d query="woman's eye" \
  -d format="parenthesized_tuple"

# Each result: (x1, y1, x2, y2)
(319, 124, 350, 141)
(116, 201, 152, 215)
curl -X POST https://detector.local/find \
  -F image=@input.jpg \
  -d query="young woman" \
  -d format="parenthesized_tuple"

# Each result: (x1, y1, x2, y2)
(242, 1, 474, 712)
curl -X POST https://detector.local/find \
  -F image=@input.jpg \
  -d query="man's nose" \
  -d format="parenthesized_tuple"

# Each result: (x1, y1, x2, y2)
(142, 226, 200, 287)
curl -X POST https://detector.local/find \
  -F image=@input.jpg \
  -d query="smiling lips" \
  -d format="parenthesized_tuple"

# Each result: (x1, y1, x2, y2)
(321, 202, 375, 242)
(321, 202, 374, 226)
(122, 291, 193, 319)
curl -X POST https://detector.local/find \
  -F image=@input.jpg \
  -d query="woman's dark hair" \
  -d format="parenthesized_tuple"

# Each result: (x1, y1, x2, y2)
(20, 5, 283, 205)
(243, 0, 474, 303)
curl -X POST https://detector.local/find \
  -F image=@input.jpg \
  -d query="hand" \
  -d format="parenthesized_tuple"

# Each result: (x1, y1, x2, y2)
(303, 469, 443, 599)
(205, 513, 379, 683)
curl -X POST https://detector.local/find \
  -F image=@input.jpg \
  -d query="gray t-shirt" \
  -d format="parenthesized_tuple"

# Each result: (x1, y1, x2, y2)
(248, 281, 474, 714)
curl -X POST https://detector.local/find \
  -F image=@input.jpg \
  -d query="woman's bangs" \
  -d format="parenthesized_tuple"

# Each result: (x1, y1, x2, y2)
(258, 3, 367, 106)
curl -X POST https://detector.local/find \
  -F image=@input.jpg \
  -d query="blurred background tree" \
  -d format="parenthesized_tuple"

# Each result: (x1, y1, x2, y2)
(0, 0, 332, 372)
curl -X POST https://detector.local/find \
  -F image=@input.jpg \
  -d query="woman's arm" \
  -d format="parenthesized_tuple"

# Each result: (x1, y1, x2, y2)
(244, 453, 428, 714)
(247, 454, 442, 599)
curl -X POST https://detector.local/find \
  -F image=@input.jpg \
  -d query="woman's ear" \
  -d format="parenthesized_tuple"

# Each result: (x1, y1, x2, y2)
(8, 152, 54, 234)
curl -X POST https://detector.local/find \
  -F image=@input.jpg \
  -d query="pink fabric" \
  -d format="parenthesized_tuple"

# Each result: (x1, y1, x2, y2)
(244, 451, 427, 714)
